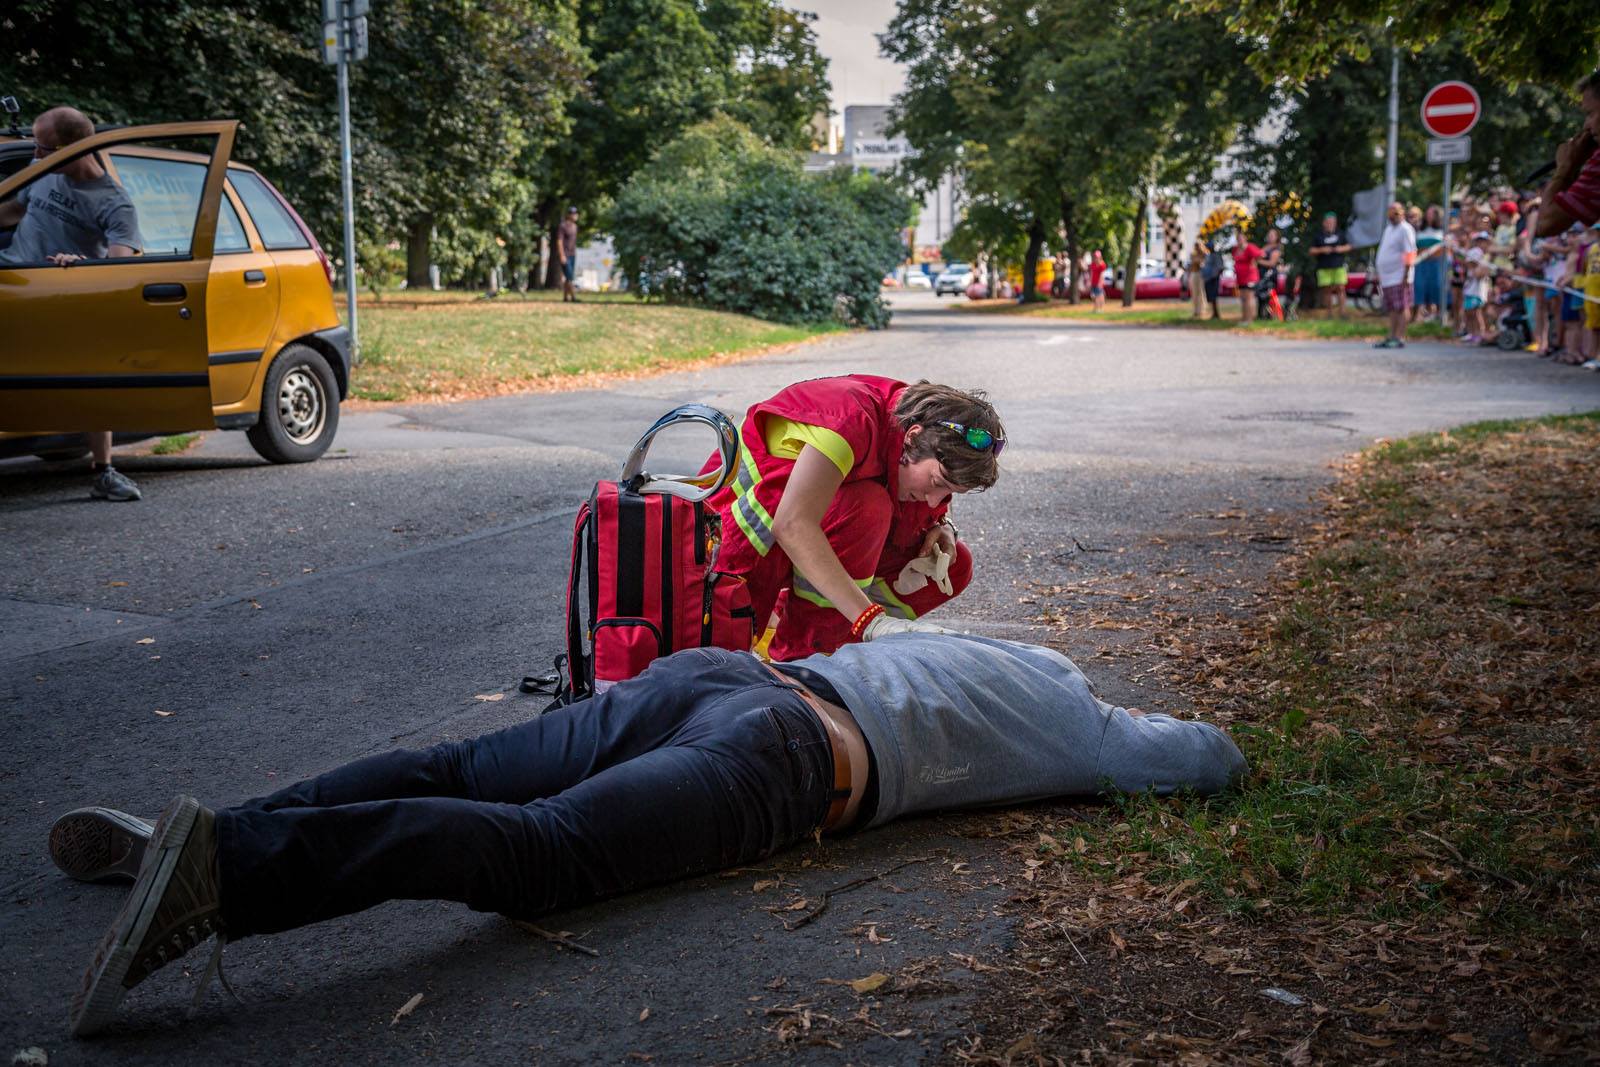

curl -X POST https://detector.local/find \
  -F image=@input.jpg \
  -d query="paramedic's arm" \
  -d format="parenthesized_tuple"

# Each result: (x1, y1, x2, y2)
(771, 445, 873, 622)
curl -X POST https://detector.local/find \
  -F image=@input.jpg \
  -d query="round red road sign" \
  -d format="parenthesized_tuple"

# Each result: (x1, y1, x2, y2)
(1420, 81, 1481, 139)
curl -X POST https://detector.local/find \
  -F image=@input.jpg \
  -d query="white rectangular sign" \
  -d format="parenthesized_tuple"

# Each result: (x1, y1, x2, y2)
(1426, 137, 1471, 164)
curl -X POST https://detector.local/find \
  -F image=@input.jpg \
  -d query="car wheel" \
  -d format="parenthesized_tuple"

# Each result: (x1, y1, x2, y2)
(246, 343, 340, 464)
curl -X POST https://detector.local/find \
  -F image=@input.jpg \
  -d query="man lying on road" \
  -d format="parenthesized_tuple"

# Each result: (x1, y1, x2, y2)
(54, 634, 1247, 1036)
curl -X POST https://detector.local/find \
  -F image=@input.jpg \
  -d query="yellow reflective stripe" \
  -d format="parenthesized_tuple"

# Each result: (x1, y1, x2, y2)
(791, 571, 871, 609)
(762, 418, 855, 478)
(731, 440, 776, 556)
(866, 578, 918, 619)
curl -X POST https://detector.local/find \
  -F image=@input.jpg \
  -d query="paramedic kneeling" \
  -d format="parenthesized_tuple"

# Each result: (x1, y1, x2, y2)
(709, 376, 1005, 660)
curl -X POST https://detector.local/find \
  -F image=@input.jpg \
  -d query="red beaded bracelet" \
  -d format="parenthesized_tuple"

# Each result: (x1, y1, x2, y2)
(850, 603, 885, 640)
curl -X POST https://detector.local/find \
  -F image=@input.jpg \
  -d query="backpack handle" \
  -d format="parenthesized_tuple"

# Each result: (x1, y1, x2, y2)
(620, 404, 740, 502)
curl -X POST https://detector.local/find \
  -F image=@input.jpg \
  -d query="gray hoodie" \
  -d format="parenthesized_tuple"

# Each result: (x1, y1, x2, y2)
(792, 634, 1248, 828)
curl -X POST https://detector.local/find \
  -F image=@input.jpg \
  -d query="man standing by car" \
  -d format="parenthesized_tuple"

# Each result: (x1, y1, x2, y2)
(559, 206, 580, 302)
(0, 105, 145, 501)
(1373, 201, 1417, 349)
(1308, 212, 1351, 316)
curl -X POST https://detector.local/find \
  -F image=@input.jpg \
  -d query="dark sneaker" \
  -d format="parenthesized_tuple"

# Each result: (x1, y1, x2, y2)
(50, 808, 153, 883)
(90, 467, 142, 502)
(70, 796, 225, 1037)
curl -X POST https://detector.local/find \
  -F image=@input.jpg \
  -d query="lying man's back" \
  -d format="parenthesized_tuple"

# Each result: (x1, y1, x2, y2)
(792, 635, 1244, 823)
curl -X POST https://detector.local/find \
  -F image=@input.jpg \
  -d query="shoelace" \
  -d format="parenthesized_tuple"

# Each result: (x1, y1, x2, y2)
(187, 936, 243, 1016)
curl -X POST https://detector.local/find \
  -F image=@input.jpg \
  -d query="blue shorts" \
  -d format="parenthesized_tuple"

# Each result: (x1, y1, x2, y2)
(1090, 286, 1105, 297)
(1463, 296, 1484, 311)
(562, 255, 576, 282)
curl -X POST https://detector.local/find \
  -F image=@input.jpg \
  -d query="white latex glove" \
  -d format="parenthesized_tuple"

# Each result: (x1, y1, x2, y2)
(893, 543, 953, 597)
(862, 613, 955, 640)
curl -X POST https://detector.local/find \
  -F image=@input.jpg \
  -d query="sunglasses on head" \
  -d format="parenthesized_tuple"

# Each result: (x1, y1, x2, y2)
(935, 420, 1005, 456)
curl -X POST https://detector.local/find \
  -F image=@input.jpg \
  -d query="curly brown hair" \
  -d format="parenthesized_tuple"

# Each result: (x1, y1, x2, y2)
(894, 381, 1005, 491)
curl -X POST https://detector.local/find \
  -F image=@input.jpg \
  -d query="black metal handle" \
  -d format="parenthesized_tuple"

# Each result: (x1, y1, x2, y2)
(243, 269, 266, 284)
(142, 283, 187, 302)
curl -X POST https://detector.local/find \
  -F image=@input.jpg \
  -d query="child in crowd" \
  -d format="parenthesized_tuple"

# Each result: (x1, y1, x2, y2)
(1461, 231, 1493, 344)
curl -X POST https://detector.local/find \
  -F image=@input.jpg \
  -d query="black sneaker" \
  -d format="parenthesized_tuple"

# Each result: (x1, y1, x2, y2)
(70, 796, 226, 1037)
(50, 808, 153, 883)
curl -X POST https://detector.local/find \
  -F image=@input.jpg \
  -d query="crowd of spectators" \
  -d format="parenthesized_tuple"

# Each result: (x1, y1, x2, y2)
(1350, 70, 1600, 367)
(1395, 191, 1600, 367)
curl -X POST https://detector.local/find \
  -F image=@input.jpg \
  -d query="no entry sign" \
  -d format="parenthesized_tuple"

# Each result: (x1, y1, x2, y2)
(1421, 81, 1481, 139)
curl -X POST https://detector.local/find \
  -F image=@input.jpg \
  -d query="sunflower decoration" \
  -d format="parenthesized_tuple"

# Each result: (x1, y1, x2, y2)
(1200, 199, 1252, 242)
(1254, 191, 1309, 240)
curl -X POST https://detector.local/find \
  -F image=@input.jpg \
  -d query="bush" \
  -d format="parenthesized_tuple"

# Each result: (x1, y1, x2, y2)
(611, 117, 911, 328)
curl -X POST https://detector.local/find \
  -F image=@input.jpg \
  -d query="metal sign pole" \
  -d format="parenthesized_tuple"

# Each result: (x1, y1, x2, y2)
(336, 12, 359, 356)
(1440, 159, 1452, 325)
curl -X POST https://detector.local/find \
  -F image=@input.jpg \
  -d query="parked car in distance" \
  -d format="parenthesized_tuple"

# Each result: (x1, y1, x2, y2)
(904, 270, 932, 290)
(0, 121, 350, 464)
(934, 262, 973, 296)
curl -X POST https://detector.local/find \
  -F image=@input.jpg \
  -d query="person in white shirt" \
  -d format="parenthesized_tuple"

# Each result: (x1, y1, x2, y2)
(1373, 201, 1418, 349)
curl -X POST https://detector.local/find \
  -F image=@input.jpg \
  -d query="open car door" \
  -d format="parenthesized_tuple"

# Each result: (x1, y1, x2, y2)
(0, 121, 237, 432)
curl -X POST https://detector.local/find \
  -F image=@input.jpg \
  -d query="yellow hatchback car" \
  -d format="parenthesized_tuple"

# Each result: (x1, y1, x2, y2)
(0, 120, 350, 464)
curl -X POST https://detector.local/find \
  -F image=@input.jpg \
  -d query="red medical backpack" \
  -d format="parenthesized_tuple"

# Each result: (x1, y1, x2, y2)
(547, 405, 756, 705)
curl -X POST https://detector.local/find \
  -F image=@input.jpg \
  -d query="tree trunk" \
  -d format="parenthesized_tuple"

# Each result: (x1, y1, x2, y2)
(405, 216, 433, 290)
(1061, 194, 1081, 305)
(1122, 190, 1147, 308)
(1021, 218, 1044, 300)
(530, 198, 559, 289)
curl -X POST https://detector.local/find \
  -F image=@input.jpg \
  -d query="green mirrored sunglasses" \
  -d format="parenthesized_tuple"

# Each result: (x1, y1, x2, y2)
(935, 421, 1006, 456)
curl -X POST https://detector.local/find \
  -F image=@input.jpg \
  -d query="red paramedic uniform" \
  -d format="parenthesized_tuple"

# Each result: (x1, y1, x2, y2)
(706, 375, 972, 661)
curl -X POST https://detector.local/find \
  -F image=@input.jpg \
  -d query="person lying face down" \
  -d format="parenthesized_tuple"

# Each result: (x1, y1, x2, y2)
(57, 634, 1247, 1036)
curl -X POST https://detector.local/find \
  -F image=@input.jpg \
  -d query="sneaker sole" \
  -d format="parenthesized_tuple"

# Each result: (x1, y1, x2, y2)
(69, 796, 197, 1038)
(50, 808, 154, 883)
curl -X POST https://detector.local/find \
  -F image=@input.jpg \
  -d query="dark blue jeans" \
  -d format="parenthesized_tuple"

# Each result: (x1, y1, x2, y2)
(215, 649, 833, 936)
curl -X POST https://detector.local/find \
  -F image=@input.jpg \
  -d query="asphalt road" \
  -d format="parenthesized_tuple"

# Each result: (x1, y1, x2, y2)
(3, 293, 1596, 1065)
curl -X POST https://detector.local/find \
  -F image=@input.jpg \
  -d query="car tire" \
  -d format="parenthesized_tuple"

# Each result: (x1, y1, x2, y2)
(33, 447, 91, 463)
(246, 343, 340, 464)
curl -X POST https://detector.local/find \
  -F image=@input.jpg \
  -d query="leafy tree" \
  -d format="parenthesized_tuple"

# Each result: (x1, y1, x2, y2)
(611, 117, 909, 327)
(1229, 33, 1584, 263)
(884, 0, 1265, 302)
(2, 0, 587, 289)
(1183, 0, 1599, 86)
(529, 0, 831, 288)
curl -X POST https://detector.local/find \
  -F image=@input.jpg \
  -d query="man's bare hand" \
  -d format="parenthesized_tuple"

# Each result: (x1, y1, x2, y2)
(48, 253, 86, 267)
(1556, 129, 1597, 183)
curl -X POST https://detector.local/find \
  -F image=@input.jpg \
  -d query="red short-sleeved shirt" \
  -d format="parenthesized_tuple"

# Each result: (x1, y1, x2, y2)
(1233, 243, 1263, 285)
(1088, 261, 1108, 287)
(1554, 151, 1600, 227)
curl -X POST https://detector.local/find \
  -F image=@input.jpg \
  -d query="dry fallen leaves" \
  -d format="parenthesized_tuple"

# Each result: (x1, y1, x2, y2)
(390, 992, 424, 1026)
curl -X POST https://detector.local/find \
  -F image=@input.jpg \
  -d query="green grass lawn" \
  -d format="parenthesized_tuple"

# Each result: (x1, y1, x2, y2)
(959, 298, 1456, 342)
(1045, 412, 1600, 933)
(339, 291, 844, 402)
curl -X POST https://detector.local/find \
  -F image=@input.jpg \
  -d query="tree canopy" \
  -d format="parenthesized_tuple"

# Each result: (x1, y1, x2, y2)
(611, 117, 910, 327)
(1183, 0, 1599, 87)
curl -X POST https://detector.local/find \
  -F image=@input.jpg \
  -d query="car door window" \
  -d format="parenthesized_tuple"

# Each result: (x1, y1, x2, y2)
(228, 171, 309, 250)
(215, 192, 249, 254)
(106, 152, 209, 256)
(0, 133, 221, 268)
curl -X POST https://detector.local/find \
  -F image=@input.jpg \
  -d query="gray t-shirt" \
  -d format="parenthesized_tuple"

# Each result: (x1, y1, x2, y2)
(793, 634, 1247, 828)
(1, 171, 142, 264)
